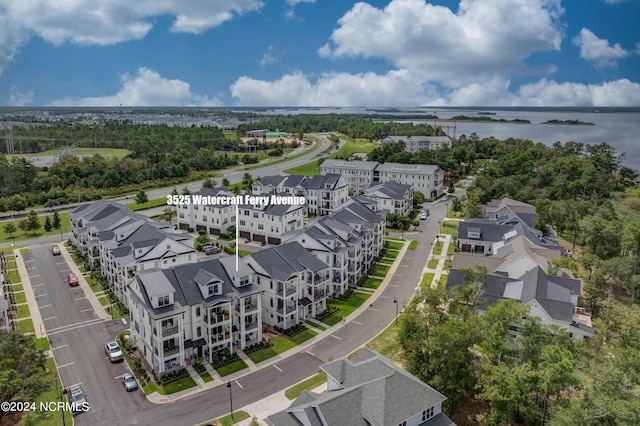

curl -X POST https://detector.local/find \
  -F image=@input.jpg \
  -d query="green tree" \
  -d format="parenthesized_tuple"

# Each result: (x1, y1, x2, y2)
(413, 190, 425, 206)
(52, 211, 61, 229)
(0, 332, 48, 403)
(194, 230, 211, 251)
(157, 207, 176, 222)
(21, 210, 41, 235)
(222, 178, 230, 187)
(135, 190, 148, 206)
(465, 189, 483, 218)
(3, 221, 17, 239)
(43, 216, 52, 232)
(202, 178, 214, 189)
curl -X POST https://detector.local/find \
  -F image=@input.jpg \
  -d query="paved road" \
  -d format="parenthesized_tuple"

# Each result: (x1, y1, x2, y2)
(22, 244, 134, 425)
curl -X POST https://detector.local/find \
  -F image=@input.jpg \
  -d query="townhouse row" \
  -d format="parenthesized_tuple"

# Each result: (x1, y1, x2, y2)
(70, 198, 385, 375)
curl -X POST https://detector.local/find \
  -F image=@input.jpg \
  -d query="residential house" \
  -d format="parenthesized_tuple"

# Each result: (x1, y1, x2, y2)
(127, 256, 263, 375)
(177, 187, 236, 235)
(266, 347, 454, 426)
(362, 181, 413, 216)
(320, 160, 380, 194)
(245, 241, 330, 329)
(446, 266, 594, 340)
(485, 198, 537, 224)
(251, 175, 307, 197)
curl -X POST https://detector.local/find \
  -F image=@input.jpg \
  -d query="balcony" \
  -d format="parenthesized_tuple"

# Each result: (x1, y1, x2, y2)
(163, 346, 179, 357)
(213, 332, 231, 342)
(313, 274, 329, 285)
(277, 301, 296, 315)
(237, 301, 258, 312)
(161, 326, 178, 337)
(333, 259, 344, 268)
(276, 285, 297, 297)
(245, 321, 258, 330)
(206, 313, 229, 324)
(313, 289, 327, 300)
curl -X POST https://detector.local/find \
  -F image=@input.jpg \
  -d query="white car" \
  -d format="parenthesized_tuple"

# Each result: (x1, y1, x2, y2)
(104, 341, 123, 362)
(420, 212, 427, 220)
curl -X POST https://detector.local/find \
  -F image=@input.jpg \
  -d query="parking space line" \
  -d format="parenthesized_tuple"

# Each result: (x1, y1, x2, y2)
(80, 308, 94, 313)
(32, 283, 44, 287)
(351, 321, 363, 325)
(379, 295, 391, 299)
(273, 365, 282, 372)
(35, 293, 48, 298)
(331, 335, 342, 340)
(58, 362, 75, 369)
(51, 344, 68, 351)
(42, 316, 57, 321)
(368, 307, 379, 311)
(305, 350, 315, 357)
(235, 380, 243, 389)
(39, 304, 53, 308)
(74, 297, 87, 301)
(30, 275, 41, 278)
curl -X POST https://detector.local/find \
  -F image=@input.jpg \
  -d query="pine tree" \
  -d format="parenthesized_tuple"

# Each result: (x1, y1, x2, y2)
(44, 216, 52, 232)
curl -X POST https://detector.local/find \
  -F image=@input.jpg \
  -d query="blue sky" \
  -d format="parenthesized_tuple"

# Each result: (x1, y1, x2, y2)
(0, 0, 638, 107)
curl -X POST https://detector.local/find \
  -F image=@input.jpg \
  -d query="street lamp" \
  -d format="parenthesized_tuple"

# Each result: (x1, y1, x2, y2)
(393, 298, 398, 326)
(226, 382, 234, 420)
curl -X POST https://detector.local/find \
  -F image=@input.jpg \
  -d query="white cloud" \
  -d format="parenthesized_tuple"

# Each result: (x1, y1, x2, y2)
(230, 70, 445, 106)
(0, 0, 263, 74)
(230, 70, 640, 107)
(286, 0, 316, 5)
(49, 67, 222, 107)
(259, 46, 283, 67)
(319, 0, 564, 87)
(7, 86, 34, 106)
(572, 28, 631, 68)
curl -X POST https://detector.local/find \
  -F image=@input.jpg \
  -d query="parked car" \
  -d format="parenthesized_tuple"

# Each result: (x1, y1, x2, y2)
(122, 372, 139, 392)
(67, 384, 89, 416)
(67, 273, 79, 286)
(104, 341, 123, 362)
(52, 246, 61, 256)
(203, 245, 221, 255)
(420, 212, 427, 220)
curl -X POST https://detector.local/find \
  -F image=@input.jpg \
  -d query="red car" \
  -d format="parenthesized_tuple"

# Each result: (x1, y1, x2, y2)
(67, 273, 79, 286)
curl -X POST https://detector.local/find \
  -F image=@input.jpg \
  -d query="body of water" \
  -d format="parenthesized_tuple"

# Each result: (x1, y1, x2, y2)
(256, 107, 640, 172)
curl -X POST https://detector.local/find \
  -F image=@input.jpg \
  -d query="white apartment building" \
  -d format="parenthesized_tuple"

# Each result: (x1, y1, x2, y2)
(320, 159, 444, 198)
(361, 181, 413, 216)
(245, 242, 330, 330)
(238, 197, 305, 245)
(127, 256, 263, 376)
(379, 135, 451, 152)
(177, 187, 236, 236)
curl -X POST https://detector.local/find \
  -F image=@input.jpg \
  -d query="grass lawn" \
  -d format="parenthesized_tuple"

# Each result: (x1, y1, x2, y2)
(30, 357, 69, 426)
(328, 292, 371, 318)
(14, 291, 27, 304)
(408, 240, 419, 250)
(386, 241, 404, 250)
(34, 336, 51, 352)
(19, 318, 35, 333)
(420, 273, 435, 292)
(285, 372, 327, 400)
(320, 313, 341, 326)
(17, 304, 31, 318)
(0, 212, 71, 244)
(85, 276, 102, 294)
(305, 320, 326, 331)
(372, 264, 391, 277)
(238, 250, 253, 257)
(199, 372, 214, 383)
(447, 242, 456, 255)
(427, 258, 439, 269)
(247, 336, 298, 364)
(97, 296, 109, 306)
(366, 319, 405, 366)
(440, 221, 459, 236)
(290, 329, 318, 345)
(127, 197, 170, 211)
(12, 283, 24, 291)
(214, 410, 250, 426)
(216, 359, 249, 377)
(433, 240, 444, 255)
(283, 137, 376, 176)
(157, 376, 197, 395)
(5, 268, 22, 283)
(105, 305, 128, 320)
(362, 277, 383, 289)
(383, 250, 399, 260)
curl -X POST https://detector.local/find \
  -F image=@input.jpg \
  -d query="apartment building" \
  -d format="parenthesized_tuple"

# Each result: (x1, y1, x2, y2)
(320, 159, 444, 198)
(237, 198, 305, 245)
(361, 181, 413, 216)
(245, 242, 330, 330)
(380, 135, 451, 152)
(127, 256, 263, 375)
(252, 174, 349, 216)
(177, 187, 236, 235)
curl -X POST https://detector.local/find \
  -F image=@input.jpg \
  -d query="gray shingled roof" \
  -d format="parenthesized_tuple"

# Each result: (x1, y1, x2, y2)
(248, 241, 328, 281)
(267, 348, 451, 426)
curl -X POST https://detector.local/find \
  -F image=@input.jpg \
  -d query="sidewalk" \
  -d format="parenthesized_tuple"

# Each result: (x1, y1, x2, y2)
(145, 239, 412, 411)
(422, 234, 452, 290)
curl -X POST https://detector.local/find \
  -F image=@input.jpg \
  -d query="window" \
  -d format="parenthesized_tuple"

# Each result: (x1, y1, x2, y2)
(158, 295, 169, 307)
(196, 307, 201, 317)
(208, 284, 219, 296)
(422, 406, 435, 421)
(196, 327, 201, 337)
(240, 276, 250, 286)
